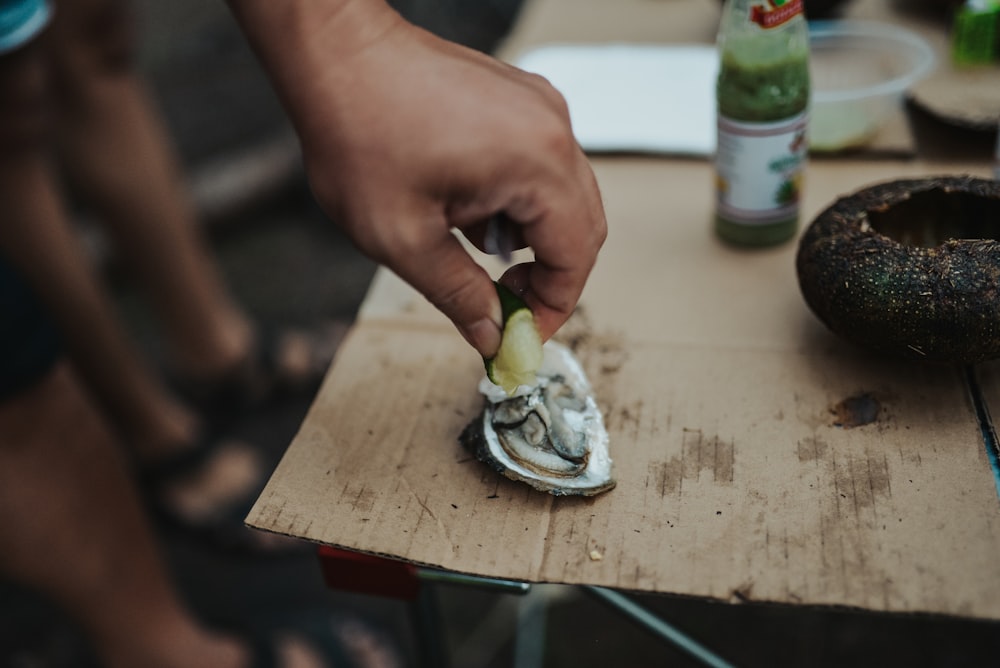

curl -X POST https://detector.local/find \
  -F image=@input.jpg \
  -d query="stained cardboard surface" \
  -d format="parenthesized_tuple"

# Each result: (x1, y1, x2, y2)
(247, 0, 1000, 620)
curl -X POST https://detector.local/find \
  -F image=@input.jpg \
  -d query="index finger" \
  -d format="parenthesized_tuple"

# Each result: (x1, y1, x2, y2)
(389, 226, 504, 358)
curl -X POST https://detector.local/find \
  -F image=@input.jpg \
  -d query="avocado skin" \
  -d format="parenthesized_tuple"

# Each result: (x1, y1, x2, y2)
(796, 176, 1000, 364)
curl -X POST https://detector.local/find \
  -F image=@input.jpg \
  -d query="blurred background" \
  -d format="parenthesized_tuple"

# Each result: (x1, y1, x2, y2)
(1, 0, 999, 666)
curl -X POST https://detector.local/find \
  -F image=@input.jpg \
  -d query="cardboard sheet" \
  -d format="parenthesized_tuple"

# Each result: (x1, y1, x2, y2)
(247, 0, 1000, 620)
(249, 156, 1000, 619)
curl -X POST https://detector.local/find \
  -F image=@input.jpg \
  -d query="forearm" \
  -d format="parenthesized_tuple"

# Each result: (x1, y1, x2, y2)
(224, 0, 401, 133)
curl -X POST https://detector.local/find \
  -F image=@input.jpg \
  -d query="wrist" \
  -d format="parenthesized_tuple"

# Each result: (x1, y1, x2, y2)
(226, 0, 402, 121)
(226, 0, 397, 51)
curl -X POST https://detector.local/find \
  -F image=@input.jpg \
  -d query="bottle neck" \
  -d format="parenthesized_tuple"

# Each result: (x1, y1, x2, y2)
(718, 0, 808, 60)
(719, 0, 805, 29)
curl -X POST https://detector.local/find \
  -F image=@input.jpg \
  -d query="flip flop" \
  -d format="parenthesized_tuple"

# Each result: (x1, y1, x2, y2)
(234, 612, 401, 668)
(137, 422, 309, 558)
(170, 320, 350, 417)
(231, 628, 351, 668)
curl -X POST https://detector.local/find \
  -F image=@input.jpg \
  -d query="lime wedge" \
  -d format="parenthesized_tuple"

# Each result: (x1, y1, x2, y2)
(485, 283, 543, 394)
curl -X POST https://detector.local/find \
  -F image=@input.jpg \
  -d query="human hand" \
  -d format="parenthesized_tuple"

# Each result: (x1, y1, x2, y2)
(228, 0, 606, 357)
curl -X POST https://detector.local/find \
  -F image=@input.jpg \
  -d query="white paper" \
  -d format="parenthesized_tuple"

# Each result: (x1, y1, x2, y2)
(515, 44, 719, 156)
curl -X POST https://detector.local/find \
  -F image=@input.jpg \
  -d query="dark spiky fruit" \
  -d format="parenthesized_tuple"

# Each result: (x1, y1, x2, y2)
(796, 176, 1000, 363)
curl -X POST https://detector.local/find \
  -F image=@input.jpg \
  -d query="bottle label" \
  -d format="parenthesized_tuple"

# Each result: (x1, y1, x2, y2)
(749, 0, 804, 29)
(714, 112, 807, 225)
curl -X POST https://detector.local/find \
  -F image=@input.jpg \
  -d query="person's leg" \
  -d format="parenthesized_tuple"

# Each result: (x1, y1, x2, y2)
(0, 267, 325, 667)
(0, 187, 367, 668)
(0, 12, 391, 668)
(48, 0, 340, 399)
(48, 0, 254, 382)
(0, 64, 214, 465)
(0, 362, 251, 668)
(0, 28, 274, 540)
(0, 201, 252, 666)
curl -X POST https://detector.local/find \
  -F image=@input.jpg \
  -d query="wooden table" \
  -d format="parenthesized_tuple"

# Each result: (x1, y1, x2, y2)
(247, 0, 1000, 622)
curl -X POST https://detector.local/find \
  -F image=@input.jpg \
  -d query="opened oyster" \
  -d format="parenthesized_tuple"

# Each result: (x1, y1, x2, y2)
(460, 341, 615, 496)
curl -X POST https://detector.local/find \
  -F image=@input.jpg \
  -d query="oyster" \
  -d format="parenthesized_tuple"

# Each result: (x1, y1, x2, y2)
(460, 340, 615, 496)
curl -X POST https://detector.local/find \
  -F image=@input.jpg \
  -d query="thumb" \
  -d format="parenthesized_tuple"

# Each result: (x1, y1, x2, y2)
(391, 233, 503, 358)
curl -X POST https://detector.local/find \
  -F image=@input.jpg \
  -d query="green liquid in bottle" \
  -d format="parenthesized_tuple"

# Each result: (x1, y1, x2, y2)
(713, 0, 810, 247)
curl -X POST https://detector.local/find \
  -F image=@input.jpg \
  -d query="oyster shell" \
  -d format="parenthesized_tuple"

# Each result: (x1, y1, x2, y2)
(460, 341, 615, 496)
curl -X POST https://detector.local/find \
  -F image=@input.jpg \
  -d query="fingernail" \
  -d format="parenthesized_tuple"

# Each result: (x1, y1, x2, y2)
(460, 317, 502, 358)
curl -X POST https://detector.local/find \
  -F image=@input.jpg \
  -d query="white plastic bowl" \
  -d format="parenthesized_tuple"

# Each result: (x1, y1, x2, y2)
(808, 20, 936, 152)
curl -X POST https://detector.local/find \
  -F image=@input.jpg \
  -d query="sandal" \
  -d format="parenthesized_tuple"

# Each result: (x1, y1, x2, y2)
(172, 320, 351, 417)
(238, 632, 353, 668)
(234, 612, 402, 668)
(137, 422, 309, 558)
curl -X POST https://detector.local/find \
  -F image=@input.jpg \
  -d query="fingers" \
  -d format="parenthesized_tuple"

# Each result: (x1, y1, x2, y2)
(389, 229, 503, 358)
(455, 156, 605, 343)
(502, 152, 607, 341)
(447, 107, 605, 343)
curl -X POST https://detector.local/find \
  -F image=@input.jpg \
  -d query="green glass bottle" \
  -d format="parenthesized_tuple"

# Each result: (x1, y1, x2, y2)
(713, 0, 811, 247)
